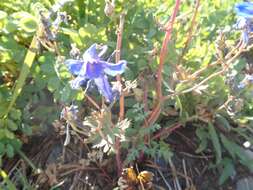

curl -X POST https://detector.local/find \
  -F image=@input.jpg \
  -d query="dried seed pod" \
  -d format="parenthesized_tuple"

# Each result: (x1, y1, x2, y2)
(118, 167, 154, 190)
(104, 0, 115, 17)
(137, 171, 154, 190)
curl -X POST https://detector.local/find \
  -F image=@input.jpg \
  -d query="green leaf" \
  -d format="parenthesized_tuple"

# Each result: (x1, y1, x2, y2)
(0, 11, 7, 20)
(47, 77, 61, 92)
(0, 142, 5, 155)
(5, 20, 17, 33)
(7, 119, 18, 131)
(215, 114, 231, 132)
(175, 96, 183, 116)
(220, 134, 253, 170)
(219, 158, 235, 185)
(195, 127, 209, 153)
(61, 27, 82, 46)
(19, 16, 37, 33)
(6, 144, 14, 158)
(9, 109, 21, 121)
(10, 138, 22, 150)
(21, 125, 33, 136)
(60, 85, 72, 102)
(196, 139, 208, 153)
(4, 178, 17, 190)
(0, 129, 5, 139)
(4, 129, 15, 139)
(208, 123, 222, 164)
(220, 134, 236, 159)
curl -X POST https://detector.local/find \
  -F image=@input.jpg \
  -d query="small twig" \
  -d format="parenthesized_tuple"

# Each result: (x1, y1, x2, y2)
(59, 167, 99, 177)
(85, 94, 100, 110)
(182, 159, 190, 188)
(7, 160, 22, 177)
(152, 123, 182, 140)
(190, 61, 219, 79)
(157, 167, 173, 190)
(168, 158, 182, 190)
(179, 152, 214, 159)
(216, 95, 234, 111)
(163, 44, 246, 101)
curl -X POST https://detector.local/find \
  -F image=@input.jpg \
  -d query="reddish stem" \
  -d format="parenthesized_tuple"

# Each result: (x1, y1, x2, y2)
(116, 13, 126, 120)
(144, 0, 181, 129)
(152, 123, 182, 140)
(115, 13, 126, 176)
(156, 0, 181, 100)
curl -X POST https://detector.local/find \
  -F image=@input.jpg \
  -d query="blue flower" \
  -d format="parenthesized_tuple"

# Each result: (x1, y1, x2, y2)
(238, 74, 253, 89)
(65, 44, 127, 102)
(234, 2, 253, 45)
(235, 2, 253, 18)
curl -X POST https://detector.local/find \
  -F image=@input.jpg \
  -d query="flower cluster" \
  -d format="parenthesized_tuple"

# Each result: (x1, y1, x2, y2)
(234, 2, 253, 45)
(65, 44, 127, 102)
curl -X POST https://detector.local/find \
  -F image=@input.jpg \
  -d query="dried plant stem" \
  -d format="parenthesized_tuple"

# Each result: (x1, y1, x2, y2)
(152, 123, 182, 140)
(169, 158, 182, 190)
(85, 94, 100, 110)
(190, 61, 218, 79)
(115, 13, 126, 176)
(157, 167, 173, 190)
(182, 159, 190, 188)
(163, 44, 246, 101)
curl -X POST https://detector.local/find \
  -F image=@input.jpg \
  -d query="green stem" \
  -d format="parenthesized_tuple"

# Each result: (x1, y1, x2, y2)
(17, 149, 40, 173)
(3, 35, 37, 118)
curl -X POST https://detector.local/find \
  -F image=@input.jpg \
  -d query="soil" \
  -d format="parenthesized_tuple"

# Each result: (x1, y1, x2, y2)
(2, 123, 251, 190)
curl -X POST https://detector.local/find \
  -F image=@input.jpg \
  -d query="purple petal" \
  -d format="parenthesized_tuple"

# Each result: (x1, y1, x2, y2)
(65, 59, 84, 75)
(83, 44, 99, 60)
(101, 60, 127, 76)
(235, 17, 248, 30)
(235, 2, 253, 18)
(94, 75, 114, 102)
(83, 61, 104, 79)
(98, 45, 108, 57)
(242, 30, 249, 45)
